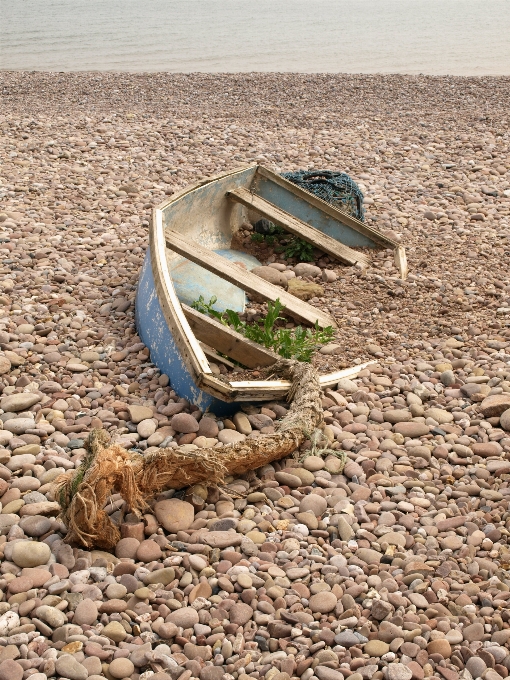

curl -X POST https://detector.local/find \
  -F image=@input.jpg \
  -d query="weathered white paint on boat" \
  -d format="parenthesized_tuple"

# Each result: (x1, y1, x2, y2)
(169, 249, 260, 313)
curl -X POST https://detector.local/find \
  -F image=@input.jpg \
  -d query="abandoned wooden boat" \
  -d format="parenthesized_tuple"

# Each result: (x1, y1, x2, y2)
(135, 165, 407, 414)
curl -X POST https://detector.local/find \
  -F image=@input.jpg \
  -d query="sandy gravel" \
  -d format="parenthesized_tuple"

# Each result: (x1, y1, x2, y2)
(0, 72, 510, 680)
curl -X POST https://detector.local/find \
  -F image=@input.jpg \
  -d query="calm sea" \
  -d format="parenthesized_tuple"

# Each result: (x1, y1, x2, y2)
(1, 0, 509, 74)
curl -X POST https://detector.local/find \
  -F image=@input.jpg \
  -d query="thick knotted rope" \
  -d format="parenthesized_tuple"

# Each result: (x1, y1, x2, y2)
(53, 359, 323, 550)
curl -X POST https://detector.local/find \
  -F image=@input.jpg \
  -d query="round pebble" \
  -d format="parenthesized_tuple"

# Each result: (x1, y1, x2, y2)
(108, 658, 135, 679)
(170, 413, 199, 433)
(73, 599, 98, 626)
(11, 540, 50, 567)
(0, 660, 23, 680)
(308, 591, 337, 613)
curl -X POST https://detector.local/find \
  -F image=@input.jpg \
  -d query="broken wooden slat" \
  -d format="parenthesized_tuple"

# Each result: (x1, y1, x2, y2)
(226, 380, 294, 401)
(183, 304, 278, 368)
(228, 360, 378, 400)
(318, 361, 377, 389)
(165, 230, 336, 329)
(227, 186, 369, 268)
(394, 246, 408, 281)
(199, 343, 237, 368)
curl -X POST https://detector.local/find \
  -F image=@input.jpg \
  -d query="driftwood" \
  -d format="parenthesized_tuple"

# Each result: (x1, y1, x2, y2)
(53, 359, 323, 550)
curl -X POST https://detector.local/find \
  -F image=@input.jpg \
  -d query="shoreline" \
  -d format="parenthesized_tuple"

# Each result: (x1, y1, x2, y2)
(2, 72, 510, 121)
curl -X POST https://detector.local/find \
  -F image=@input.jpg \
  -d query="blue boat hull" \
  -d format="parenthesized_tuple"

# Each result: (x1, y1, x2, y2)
(136, 249, 237, 416)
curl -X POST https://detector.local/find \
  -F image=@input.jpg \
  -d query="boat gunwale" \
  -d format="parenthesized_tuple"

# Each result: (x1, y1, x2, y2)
(150, 209, 211, 377)
(155, 164, 259, 217)
(149, 164, 389, 402)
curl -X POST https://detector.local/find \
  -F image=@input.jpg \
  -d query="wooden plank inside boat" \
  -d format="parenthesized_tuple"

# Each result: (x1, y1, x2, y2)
(256, 166, 398, 249)
(254, 166, 408, 279)
(165, 229, 336, 329)
(199, 343, 237, 368)
(182, 304, 278, 368)
(227, 186, 369, 268)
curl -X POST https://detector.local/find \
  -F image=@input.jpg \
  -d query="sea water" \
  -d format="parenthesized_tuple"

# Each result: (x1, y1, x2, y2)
(1, 0, 509, 74)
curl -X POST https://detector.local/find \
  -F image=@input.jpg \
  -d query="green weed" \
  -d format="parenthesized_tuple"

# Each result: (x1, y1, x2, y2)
(191, 295, 224, 322)
(280, 237, 315, 262)
(191, 296, 334, 362)
(250, 221, 313, 260)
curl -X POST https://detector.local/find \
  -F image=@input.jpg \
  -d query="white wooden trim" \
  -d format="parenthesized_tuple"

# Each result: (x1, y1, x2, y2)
(153, 209, 211, 375)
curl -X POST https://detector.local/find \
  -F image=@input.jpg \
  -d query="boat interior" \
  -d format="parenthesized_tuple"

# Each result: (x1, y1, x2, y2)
(146, 164, 406, 403)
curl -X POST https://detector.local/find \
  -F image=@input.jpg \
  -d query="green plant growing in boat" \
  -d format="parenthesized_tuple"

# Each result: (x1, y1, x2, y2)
(279, 236, 315, 262)
(250, 221, 284, 247)
(191, 296, 334, 362)
(250, 220, 314, 260)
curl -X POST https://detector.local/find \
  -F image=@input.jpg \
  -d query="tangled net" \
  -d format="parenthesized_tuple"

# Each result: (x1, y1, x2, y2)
(53, 359, 324, 550)
(283, 170, 365, 221)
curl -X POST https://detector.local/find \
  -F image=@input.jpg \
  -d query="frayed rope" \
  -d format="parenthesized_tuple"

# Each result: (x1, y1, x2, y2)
(53, 359, 326, 549)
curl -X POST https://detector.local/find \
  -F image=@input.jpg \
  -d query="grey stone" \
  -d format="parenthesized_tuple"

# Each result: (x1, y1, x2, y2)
(55, 655, 88, 680)
(334, 631, 361, 648)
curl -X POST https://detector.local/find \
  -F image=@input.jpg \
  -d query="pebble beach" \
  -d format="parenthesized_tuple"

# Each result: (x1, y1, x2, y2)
(0, 72, 510, 680)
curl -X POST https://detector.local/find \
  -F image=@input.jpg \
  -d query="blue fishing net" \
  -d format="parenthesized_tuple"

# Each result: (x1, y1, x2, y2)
(282, 170, 365, 222)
